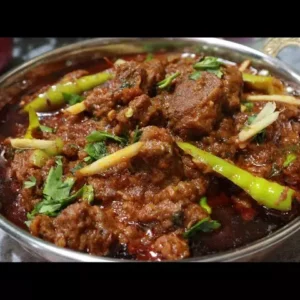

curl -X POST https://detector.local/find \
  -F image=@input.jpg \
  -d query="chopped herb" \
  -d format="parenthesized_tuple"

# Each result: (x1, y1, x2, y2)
(157, 71, 180, 89)
(192, 56, 223, 79)
(207, 69, 223, 78)
(193, 56, 221, 70)
(183, 217, 221, 238)
(172, 211, 184, 227)
(189, 71, 202, 81)
(83, 156, 92, 162)
(24, 220, 32, 228)
(40, 125, 54, 133)
(26, 157, 82, 220)
(23, 176, 37, 189)
(270, 153, 297, 178)
(70, 162, 84, 175)
(247, 114, 257, 125)
(242, 102, 254, 112)
(82, 185, 94, 204)
(199, 196, 212, 214)
(145, 53, 153, 62)
(84, 142, 107, 161)
(132, 126, 142, 143)
(86, 130, 128, 146)
(283, 153, 297, 168)
(62, 93, 84, 105)
(190, 69, 223, 80)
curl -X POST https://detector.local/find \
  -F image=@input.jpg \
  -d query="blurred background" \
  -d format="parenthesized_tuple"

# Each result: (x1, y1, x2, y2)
(1, 38, 300, 75)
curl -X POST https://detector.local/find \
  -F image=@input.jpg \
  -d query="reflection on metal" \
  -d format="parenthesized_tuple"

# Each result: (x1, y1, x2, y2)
(263, 38, 300, 57)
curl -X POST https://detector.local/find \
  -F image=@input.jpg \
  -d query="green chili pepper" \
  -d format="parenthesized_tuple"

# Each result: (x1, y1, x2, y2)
(242, 73, 283, 95)
(177, 142, 295, 211)
(24, 107, 40, 138)
(24, 72, 113, 112)
(199, 196, 212, 214)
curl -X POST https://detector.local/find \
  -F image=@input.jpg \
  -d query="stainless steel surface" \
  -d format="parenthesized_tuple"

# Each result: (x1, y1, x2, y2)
(1, 37, 300, 262)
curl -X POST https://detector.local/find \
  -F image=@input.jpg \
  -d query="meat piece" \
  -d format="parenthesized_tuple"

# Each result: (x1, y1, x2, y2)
(151, 178, 208, 206)
(85, 61, 146, 118)
(30, 202, 116, 256)
(140, 126, 174, 144)
(165, 56, 197, 77)
(140, 59, 166, 92)
(116, 94, 159, 131)
(88, 171, 150, 204)
(184, 203, 208, 228)
(137, 199, 182, 224)
(162, 72, 224, 138)
(197, 117, 238, 159)
(222, 65, 243, 111)
(10, 150, 37, 182)
(150, 233, 190, 260)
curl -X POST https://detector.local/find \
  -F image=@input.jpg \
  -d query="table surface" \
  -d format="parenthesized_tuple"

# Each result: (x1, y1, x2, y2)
(1, 37, 300, 262)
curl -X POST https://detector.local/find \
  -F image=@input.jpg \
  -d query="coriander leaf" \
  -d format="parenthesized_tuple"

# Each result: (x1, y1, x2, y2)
(190, 69, 223, 80)
(247, 114, 257, 125)
(28, 185, 85, 219)
(40, 125, 54, 133)
(70, 162, 84, 175)
(145, 53, 153, 62)
(242, 102, 254, 112)
(43, 157, 75, 201)
(24, 220, 32, 228)
(189, 71, 202, 81)
(27, 156, 83, 220)
(199, 196, 212, 214)
(82, 185, 94, 204)
(132, 126, 142, 143)
(87, 130, 127, 145)
(157, 71, 180, 89)
(193, 56, 221, 70)
(192, 56, 223, 79)
(84, 142, 107, 161)
(283, 153, 297, 168)
(84, 156, 92, 162)
(183, 217, 221, 238)
(23, 176, 37, 189)
(207, 69, 223, 78)
(62, 92, 84, 105)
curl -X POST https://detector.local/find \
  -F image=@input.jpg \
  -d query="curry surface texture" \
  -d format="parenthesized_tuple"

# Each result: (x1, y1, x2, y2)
(1, 52, 300, 261)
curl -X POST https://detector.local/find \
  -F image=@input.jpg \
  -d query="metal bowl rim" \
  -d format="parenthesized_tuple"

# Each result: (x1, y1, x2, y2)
(1, 37, 300, 262)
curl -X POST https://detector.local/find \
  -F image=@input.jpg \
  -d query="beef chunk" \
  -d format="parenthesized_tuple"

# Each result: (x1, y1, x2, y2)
(30, 202, 116, 256)
(162, 72, 224, 138)
(222, 65, 243, 111)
